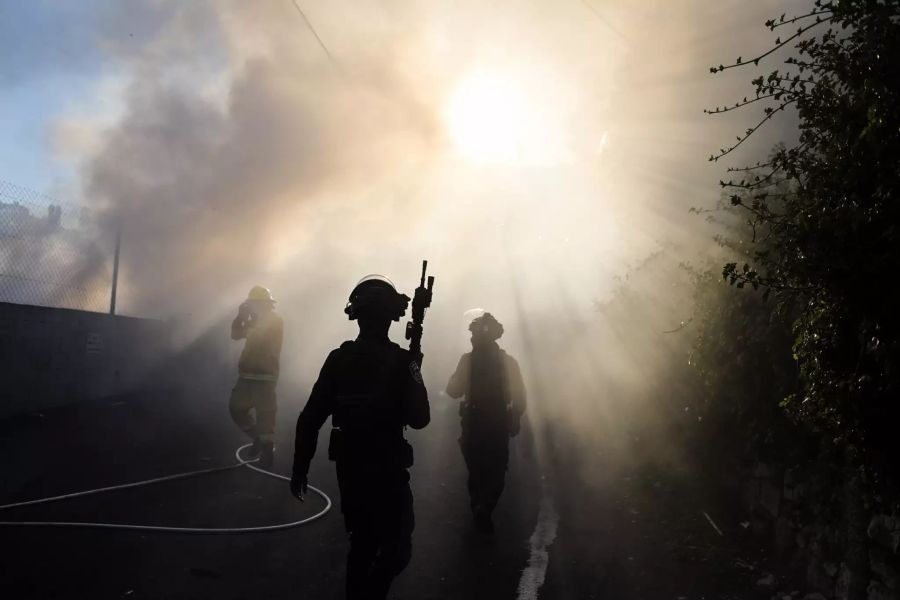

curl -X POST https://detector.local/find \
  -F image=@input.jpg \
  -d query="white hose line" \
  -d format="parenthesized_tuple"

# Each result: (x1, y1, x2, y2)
(0, 444, 332, 534)
(0, 463, 243, 511)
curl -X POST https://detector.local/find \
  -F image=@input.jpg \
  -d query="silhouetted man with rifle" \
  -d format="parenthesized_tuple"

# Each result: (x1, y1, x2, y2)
(291, 263, 434, 600)
(447, 312, 526, 533)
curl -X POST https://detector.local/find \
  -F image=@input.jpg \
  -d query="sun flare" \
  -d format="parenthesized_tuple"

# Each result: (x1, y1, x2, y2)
(445, 71, 568, 165)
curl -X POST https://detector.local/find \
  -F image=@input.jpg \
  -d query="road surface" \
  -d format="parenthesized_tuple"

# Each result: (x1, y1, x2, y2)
(0, 389, 779, 599)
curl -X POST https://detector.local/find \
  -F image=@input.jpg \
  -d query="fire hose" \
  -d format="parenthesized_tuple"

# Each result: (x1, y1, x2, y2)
(0, 444, 331, 533)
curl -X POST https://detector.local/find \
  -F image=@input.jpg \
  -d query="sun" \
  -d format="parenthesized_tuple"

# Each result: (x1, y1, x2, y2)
(445, 73, 527, 163)
(445, 70, 572, 165)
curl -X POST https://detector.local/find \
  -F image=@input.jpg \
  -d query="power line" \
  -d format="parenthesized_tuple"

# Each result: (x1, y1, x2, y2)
(289, 0, 335, 64)
(579, 0, 630, 45)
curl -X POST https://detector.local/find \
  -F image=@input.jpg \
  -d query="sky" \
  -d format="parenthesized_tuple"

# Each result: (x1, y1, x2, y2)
(0, 1, 786, 206)
(0, 0, 798, 443)
(0, 0, 224, 199)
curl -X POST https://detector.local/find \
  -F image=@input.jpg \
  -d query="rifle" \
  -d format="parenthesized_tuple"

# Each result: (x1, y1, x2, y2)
(406, 260, 435, 365)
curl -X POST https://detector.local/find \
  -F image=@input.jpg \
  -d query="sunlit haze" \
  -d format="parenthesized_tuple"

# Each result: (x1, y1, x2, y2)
(6, 1, 854, 597)
(446, 70, 571, 165)
(1, 0, 786, 483)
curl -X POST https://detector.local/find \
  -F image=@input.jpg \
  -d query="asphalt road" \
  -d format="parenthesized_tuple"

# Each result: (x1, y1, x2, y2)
(0, 388, 778, 600)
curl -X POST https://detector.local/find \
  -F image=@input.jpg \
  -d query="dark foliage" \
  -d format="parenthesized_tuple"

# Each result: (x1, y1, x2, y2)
(707, 1, 900, 467)
(684, 258, 799, 463)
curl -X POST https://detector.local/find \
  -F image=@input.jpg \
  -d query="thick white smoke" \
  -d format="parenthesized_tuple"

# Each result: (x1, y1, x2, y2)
(51, 0, 790, 460)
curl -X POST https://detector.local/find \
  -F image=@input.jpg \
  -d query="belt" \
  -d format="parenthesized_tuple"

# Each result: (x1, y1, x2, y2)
(239, 372, 278, 382)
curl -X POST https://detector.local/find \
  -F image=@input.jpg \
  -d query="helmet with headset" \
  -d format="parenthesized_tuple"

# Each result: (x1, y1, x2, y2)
(344, 275, 410, 321)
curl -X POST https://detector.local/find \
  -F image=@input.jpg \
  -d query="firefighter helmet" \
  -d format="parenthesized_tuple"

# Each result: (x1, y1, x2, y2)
(469, 312, 504, 341)
(247, 285, 275, 303)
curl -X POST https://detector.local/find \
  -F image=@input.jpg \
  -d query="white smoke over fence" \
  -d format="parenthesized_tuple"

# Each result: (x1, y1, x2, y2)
(0, 180, 112, 311)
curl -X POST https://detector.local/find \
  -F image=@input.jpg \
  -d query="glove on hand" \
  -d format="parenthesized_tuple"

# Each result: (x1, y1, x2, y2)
(238, 302, 251, 319)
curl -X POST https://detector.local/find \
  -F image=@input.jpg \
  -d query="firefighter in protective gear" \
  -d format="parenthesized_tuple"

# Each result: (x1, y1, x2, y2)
(292, 275, 430, 600)
(230, 285, 283, 468)
(446, 312, 526, 533)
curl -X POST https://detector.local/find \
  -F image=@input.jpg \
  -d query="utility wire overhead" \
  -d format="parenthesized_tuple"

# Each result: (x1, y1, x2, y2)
(289, 0, 336, 64)
(580, 0, 630, 45)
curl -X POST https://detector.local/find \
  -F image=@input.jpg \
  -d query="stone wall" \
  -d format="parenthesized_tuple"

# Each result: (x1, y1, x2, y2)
(744, 462, 900, 600)
(0, 301, 171, 418)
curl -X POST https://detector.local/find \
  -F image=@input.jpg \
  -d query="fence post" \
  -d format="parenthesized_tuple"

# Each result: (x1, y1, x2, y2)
(109, 222, 121, 315)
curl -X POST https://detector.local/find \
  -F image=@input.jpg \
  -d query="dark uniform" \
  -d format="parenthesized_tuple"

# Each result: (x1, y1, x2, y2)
(447, 314, 526, 531)
(293, 336, 429, 599)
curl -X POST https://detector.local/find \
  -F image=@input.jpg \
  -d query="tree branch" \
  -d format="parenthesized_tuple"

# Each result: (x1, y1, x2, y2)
(710, 100, 796, 162)
(768, 8, 833, 31)
(662, 318, 694, 334)
(710, 17, 832, 73)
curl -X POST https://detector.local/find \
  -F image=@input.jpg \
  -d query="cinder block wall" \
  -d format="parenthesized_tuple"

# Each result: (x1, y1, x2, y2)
(0, 302, 171, 418)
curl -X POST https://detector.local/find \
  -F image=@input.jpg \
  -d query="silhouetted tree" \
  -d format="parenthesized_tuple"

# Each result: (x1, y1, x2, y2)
(707, 1, 900, 465)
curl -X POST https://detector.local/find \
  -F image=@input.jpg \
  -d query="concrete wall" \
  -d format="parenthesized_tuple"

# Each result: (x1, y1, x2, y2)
(0, 302, 171, 418)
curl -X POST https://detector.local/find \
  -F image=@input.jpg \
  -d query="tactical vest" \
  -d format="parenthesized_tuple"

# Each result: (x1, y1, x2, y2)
(328, 340, 414, 468)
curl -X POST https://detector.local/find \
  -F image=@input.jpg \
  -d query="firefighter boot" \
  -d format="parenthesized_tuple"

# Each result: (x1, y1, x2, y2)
(245, 436, 262, 461)
(259, 441, 275, 468)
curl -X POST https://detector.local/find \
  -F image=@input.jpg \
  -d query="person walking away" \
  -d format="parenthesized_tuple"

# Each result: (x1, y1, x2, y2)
(446, 312, 526, 533)
(291, 275, 430, 600)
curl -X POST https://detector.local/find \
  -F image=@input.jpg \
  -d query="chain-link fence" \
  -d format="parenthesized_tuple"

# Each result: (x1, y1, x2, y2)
(0, 179, 113, 312)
